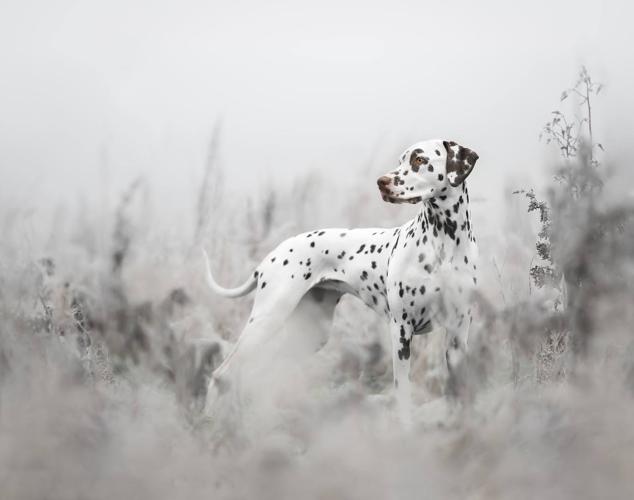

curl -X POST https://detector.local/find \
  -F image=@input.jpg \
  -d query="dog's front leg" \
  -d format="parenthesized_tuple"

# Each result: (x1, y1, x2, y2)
(444, 322, 470, 398)
(390, 321, 413, 426)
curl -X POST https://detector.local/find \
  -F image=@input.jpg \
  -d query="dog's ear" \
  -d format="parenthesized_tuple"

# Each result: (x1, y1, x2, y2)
(443, 141, 479, 187)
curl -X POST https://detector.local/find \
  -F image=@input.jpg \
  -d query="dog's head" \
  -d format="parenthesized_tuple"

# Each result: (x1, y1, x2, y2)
(377, 139, 479, 204)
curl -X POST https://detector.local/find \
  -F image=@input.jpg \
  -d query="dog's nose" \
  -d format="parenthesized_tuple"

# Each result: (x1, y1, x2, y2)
(377, 176, 391, 188)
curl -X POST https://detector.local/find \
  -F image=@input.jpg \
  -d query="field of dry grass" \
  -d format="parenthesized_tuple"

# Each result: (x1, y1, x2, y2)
(2, 132, 634, 499)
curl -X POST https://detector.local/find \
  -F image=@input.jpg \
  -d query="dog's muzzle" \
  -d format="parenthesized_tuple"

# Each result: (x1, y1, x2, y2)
(377, 176, 392, 198)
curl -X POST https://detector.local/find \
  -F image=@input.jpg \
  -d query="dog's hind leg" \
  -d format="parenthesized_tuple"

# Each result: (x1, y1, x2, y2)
(204, 310, 295, 414)
(280, 287, 341, 360)
(205, 281, 316, 405)
(242, 287, 341, 417)
(204, 285, 341, 415)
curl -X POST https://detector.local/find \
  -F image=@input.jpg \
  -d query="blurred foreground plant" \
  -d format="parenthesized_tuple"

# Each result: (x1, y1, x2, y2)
(511, 67, 633, 379)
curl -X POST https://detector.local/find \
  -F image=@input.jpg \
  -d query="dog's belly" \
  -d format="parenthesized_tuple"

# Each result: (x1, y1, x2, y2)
(312, 279, 355, 295)
(325, 231, 398, 315)
(299, 227, 397, 315)
(255, 226, 397, 316)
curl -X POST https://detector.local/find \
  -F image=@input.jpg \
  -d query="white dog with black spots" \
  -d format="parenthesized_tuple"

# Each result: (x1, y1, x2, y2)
(203, 138, 479, 421)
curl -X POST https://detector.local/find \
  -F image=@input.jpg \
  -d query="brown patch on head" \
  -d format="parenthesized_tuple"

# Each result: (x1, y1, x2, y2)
(443, 141, 479, 186)
(409, 149, 429, 173)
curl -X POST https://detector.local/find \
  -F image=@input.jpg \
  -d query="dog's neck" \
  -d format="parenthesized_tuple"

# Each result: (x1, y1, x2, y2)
(414, 182, 474, 257)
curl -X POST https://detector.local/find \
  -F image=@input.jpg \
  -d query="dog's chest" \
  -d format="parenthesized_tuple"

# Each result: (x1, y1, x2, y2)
(385, 224, 476, 328)
(386, 236, 437, 311)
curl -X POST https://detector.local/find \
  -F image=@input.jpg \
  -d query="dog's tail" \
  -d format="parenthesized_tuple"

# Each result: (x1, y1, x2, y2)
(201, 248, 257, 298)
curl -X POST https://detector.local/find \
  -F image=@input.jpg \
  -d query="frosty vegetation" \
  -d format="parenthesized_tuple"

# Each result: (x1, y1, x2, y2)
(1, 69, 634, 500)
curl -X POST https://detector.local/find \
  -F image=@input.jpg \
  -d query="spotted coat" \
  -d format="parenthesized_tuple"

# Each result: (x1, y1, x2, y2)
(203, 139, 479, 416)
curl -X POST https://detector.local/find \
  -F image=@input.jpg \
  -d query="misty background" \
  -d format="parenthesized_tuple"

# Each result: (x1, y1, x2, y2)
(3, 2, 634, 500)
(2, 0, 633, 237)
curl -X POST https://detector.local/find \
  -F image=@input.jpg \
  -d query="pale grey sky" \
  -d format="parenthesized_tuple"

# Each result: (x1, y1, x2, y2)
(1, 0, 633, 223)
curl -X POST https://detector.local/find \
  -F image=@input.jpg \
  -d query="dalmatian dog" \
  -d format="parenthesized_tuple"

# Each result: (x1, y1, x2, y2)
(203, 139, 479, 419)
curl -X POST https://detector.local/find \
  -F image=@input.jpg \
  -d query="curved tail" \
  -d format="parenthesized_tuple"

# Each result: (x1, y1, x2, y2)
(201, 248, 257, 298)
